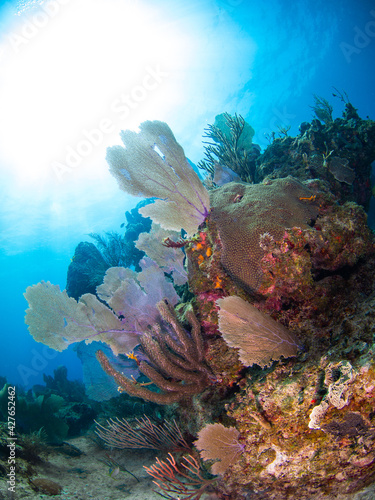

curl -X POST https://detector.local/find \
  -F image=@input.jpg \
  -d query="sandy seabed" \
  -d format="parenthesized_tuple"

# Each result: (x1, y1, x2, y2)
(1, 435, 375, 500)
(0, 435, 170, 500)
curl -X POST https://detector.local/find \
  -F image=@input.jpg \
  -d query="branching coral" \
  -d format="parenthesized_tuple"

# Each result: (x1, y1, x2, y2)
(106, 120, 210, 236)
(144, 452, 216, 500)
(310, 94, 333, 124)
(96, 300, 212, 404)
(198, 112, 257, 183)
(89, 231, 133, 267)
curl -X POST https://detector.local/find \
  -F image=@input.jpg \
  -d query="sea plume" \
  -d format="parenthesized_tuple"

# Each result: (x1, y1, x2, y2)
(216, 296, 298, 368)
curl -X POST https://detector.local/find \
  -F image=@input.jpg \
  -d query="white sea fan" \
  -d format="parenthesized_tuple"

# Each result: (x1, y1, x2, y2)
(106, 121, 210, 236)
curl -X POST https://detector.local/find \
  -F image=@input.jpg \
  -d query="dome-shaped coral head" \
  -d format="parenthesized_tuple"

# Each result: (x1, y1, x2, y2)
(209, 176, 319, 293)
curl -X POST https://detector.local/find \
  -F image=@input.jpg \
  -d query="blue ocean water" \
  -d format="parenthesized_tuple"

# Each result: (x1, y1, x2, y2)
(0, 0, 374, 391)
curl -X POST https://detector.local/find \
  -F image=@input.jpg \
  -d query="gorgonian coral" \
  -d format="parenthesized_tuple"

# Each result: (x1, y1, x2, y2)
(106, 120, 210, 236)
(136, 223, 187, 285)
(216, 296, 298, 368)
(194, 423, 243, 475)
(24, 258, 179, 356)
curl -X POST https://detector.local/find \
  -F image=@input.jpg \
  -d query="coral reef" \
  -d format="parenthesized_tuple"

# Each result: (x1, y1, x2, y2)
(255, 98, 375, 210)
(258, 200, 374, 319)
(0, 370, 97, 444)
(222, 291, 375, 499)
(42, 365, 85, 402)
(22, 102, 375, 499)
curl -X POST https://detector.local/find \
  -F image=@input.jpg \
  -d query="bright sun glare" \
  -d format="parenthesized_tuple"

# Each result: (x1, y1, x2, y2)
(0, 0, 186, 186)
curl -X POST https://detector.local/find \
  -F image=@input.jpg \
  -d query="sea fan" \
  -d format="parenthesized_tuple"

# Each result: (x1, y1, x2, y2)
(216, 296, 298, 368)
(106, 120, 210, 236)
(194, 423, 243, 475)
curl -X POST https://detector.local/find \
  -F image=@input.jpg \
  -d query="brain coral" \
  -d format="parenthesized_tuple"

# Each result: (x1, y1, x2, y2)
(209, 177, 319, 292)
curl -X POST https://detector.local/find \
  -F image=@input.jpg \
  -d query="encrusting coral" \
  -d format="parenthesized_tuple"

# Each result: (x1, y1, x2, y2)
(258, 199, 374, 317)
(308, 360, 355, 429)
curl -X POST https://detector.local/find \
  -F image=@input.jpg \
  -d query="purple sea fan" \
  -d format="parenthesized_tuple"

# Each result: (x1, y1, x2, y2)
(136, 223, 187, 286)
(23, 258, 180, 357)
(106, 121, 210, 237)
(216, 296, 298, 368)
